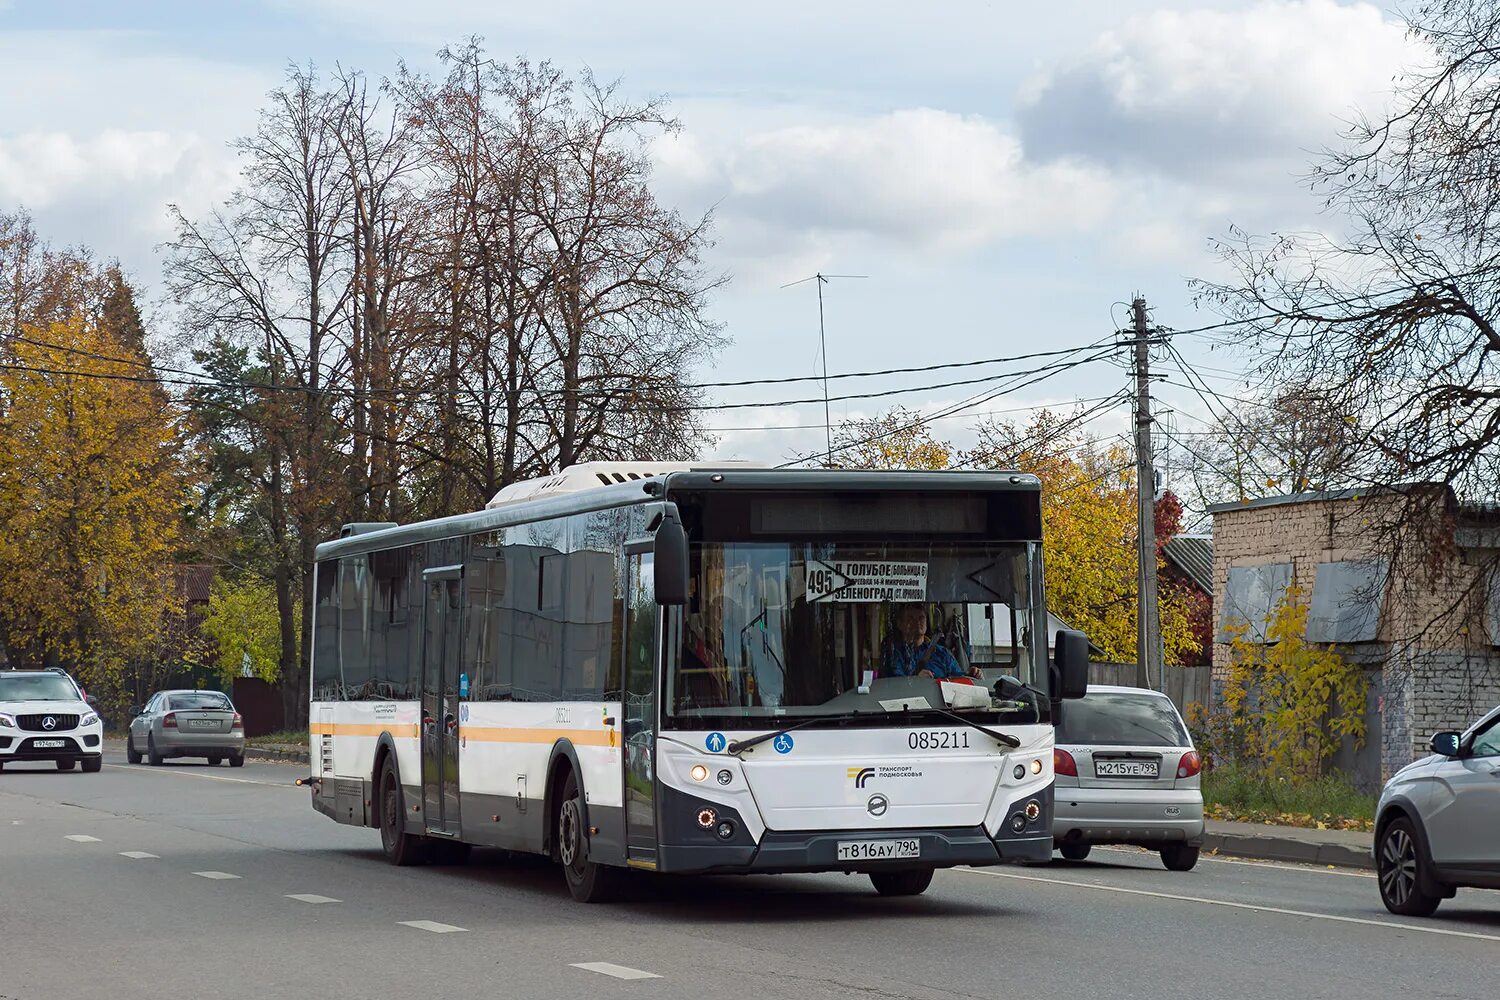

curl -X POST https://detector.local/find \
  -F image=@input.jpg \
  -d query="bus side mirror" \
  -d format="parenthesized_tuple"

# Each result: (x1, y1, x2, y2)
(1055, 629, 1089, 700)
(653, 506, 689, 606)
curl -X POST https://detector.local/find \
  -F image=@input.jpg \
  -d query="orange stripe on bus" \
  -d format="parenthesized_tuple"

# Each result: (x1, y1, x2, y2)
(461, 727, 615, 747)
(309, 723, 418, 738)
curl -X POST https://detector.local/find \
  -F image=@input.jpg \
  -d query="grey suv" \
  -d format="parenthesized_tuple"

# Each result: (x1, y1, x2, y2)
(1375, 704, 1500, 915)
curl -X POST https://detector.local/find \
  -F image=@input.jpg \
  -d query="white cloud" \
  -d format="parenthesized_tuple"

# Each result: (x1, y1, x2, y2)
(0, 130, 238, 277)
(656, 106, 1120, 281)
(1018, 0, 1426, 179)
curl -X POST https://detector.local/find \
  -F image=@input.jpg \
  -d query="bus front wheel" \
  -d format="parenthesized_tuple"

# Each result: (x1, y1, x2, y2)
(558, 770, 622, 903)
(870, 868, 934, 896)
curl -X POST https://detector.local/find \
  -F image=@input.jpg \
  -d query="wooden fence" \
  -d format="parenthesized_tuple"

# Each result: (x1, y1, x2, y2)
(1087, 662, 1213, 721)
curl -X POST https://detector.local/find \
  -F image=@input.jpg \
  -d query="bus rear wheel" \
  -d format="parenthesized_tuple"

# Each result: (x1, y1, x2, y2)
(558, 770, 622, 903)
(870, 868, 934, 896)
(379, 758, 429, 866)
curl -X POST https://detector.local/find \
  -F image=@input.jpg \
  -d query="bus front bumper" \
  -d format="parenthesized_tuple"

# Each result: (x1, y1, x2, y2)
(654, 786, 1053, 875)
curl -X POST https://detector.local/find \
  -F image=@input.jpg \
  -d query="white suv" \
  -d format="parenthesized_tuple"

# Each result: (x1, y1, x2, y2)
(1376, 704, 1500, 915)
(0, 670, 104, 772)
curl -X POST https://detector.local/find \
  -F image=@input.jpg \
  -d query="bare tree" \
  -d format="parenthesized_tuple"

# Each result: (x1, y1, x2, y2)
(1194, 0, 1500, 642)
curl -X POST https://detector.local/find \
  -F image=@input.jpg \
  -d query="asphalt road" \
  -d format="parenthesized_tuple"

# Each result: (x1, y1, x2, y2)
(2, 750, 1497, 1000)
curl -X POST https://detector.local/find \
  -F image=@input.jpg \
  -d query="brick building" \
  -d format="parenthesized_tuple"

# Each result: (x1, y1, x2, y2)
(1210, 486, 1500, 785)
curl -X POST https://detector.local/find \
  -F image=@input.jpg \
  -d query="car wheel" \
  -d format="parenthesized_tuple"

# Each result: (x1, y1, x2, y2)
(126, 734, 142, 765)
(147, 735, 163, 767)
(870, 868, 935, 896)
(379, 758, 429, 866)
(81, 756, 102, 773)
(1060, 842, 1092, 862)
(56, 760, 76, 772)
(1378, 818, 1441, 916)
(207, 756, 222, 767)
(558, 770, 623, 903)
(1160, 843, 1200, 872)
(229, 754, 244, 768)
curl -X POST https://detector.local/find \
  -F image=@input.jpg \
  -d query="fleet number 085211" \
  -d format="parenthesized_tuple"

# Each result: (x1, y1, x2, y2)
(908, 731, 970, 750)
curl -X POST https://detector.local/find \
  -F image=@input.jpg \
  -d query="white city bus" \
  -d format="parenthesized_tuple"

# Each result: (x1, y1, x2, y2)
(305, 463, 1089, 901)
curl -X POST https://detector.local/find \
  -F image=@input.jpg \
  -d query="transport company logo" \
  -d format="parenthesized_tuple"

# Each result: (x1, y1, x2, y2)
(847, 765, 924, 787)
(848, 766, 876, 788)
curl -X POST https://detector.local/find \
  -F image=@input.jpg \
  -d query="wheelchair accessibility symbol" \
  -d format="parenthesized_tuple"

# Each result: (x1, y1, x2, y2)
(773, 734, 794, 754)
(705, 732, 727, 753)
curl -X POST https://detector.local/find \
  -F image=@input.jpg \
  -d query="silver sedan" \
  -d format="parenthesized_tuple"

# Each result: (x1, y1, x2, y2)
(1052, 685, 1205, 871)
(127, 690, 245, 767)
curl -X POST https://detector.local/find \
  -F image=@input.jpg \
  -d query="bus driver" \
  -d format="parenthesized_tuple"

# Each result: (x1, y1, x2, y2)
(881, 603, 979, 680)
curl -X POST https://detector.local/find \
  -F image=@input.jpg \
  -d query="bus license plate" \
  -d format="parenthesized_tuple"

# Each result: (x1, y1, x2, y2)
(837, 839, 921, 861)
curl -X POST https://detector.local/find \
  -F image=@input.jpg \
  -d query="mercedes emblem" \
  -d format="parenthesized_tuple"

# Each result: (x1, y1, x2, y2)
(42, 716, 57, 731)
(866, 793, 889, 817)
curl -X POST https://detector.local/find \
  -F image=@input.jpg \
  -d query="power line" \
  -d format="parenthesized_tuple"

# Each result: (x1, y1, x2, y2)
(701, 394, 1120, 434)
(776, 346, 1119, 468)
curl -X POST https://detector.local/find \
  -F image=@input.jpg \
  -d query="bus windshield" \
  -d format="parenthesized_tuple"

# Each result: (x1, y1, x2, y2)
(667, 540, 1045, 727)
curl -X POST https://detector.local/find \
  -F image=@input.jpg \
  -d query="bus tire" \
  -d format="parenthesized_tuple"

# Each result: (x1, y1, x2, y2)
(558, 770, 622, 903)
(378, 758, 429, 866)
(870, 868, 934, 896)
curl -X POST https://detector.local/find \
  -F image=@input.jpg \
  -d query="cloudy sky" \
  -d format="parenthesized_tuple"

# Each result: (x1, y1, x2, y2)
(0, 0, 1425, 470)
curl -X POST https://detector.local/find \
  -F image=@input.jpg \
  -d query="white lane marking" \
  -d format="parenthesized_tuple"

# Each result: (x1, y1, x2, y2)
(961, 867, 1500, 943)
(1094, 846, 1376, 879)
(571, 963, 662, 981)
(192, 871, 242, 880)
(119, 851, 159, 860)
(398, 920, 467, 933)
(65, 834, 101, 843)
(103, 763, 289, 789)
(286, 894, 340, 904)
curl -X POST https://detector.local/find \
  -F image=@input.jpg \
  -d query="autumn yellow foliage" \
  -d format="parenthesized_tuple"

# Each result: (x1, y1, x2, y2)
(0, 316, 188, 698)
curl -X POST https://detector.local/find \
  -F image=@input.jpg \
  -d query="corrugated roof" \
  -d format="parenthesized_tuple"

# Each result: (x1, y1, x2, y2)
(176, 564, 215, 603)
(1163, 534, 1213, 595)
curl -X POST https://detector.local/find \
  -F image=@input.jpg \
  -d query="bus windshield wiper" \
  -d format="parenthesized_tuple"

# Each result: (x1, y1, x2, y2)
(726, 711, 870, 755)
(902, 705, 1022, 748)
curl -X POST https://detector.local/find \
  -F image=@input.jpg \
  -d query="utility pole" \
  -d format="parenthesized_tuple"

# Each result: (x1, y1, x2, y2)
(1130, 296, 1163, 691)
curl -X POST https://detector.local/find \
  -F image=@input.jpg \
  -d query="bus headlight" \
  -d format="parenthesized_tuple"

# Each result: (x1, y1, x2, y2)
(690, 764, 709, 782)
(696, 807, 717, 829)
(1031, 758, 1044, 775)
(1024, 799, 1042, 822)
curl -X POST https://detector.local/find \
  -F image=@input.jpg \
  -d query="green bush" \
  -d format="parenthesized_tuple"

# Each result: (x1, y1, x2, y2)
(1202, 764, 1375, 829)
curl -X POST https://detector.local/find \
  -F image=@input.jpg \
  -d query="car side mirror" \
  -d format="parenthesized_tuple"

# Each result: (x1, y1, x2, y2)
(653, 505, 689, 607)
(85, 694, 99, 708)
(129, 705, 142, 717)
(1431, 731, 1463, 758)
(1054, 629, 1090, 700)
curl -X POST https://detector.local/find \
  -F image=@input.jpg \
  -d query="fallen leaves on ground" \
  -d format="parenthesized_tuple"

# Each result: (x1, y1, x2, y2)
(1205, 803, 1374, 832)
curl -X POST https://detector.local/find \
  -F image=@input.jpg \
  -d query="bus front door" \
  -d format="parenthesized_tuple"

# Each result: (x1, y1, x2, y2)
(420, 566, 463, 837)
(622, 550, 659, 865)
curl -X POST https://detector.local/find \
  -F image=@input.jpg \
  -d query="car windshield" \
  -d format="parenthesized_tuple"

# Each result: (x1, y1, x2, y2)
(666, 540, 1045, 726)
(169, 693, 232, 711)
(0, 674, 79, 702)
(1057, 692, 1190, 747)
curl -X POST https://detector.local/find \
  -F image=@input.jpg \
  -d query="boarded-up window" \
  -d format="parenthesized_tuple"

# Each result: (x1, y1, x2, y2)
(1218, 562, 1293, 643)
(1307, 560, 1388, 643)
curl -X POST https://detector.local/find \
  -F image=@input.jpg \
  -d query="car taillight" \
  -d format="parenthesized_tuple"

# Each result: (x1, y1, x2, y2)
(231, 713, 243, 730)
(1177, 750, 1202, 779)
(1054, 747, 1078, 777)
(163, 712, 177, 729)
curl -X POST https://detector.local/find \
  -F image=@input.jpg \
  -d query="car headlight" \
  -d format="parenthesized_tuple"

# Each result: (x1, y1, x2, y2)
(79, 712, 99, 727)
(0, 713, 14, 729)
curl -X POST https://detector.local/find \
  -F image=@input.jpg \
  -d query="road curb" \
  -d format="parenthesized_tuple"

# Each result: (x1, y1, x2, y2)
(245, 745, 310, 764)
(1202, 830, 1372, 870)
